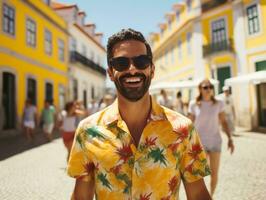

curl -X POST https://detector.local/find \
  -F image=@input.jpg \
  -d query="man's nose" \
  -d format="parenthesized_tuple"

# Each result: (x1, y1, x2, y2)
(128, 60, 138, 73)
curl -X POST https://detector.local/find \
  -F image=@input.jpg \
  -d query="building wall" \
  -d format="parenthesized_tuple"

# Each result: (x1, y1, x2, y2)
(0, 0, 68, 132)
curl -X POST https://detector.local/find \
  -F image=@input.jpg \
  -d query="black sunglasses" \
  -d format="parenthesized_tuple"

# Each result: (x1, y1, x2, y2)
(202, 85, 214, 90)
(109, 55, 152, 72)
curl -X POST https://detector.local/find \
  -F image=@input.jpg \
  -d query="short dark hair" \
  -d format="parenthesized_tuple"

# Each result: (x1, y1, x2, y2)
(107, 28, 153, 65)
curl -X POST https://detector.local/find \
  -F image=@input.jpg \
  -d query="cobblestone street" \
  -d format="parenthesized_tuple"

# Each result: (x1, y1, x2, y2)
(0, 129, 266, 200)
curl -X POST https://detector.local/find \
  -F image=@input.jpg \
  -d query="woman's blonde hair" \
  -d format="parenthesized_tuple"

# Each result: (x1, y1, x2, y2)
(196, 78, 217, 106)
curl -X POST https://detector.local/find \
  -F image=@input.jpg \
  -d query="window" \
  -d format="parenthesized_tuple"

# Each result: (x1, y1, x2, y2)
(212, 18, 226, 43)
(70, 37, 77, 51)
(27, 78, 37, 105)
(176, 11, 180, 23)
(58, 39, 65, 61)
(45, 29, 52, 55)
(187, 32, 192, 55)
(3, 3, 15, 35)
(43, 0, 50, 5)
(187, 0, 192, 12)
(168, 19, 171, 31)
(45, 82, 53, 102)
(26, 18, 36, 47)
(73, 79, 78, 100)
(247, 4, 260, 35)
(82, 44, 87, 57)
(178, 40, 182, 60)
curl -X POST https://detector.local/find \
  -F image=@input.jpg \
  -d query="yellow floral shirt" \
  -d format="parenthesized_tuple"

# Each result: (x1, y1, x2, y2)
(67, 97, 210, 200)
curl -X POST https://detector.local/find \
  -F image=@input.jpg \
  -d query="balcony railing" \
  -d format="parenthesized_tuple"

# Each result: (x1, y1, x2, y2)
(203, 39, 234, 57)
(201, 0, 228, 12)
(70, 51, 106, 76)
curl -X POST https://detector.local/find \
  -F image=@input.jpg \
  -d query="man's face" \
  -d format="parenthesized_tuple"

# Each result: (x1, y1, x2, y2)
(108, 40, 154, 102)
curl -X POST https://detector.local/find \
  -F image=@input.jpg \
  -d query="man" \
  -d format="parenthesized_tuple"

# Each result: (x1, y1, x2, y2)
(67, 28, 212, 200)
(222, 86, 236, 136)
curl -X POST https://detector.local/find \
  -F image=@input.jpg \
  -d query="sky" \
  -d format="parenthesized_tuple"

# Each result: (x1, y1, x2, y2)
(58, 0, 180, 46)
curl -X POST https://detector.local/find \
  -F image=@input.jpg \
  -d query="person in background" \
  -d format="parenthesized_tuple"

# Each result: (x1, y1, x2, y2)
(158, 89, 173, 109)
(188, 79, 235, 197)
(67, 28, 211, 200)
(173, 91, 184, 115)
(58, 101, 81, 161)
(22, 99, 37, 142)
(87, 98, 99, 115)
(222, 86, 236, 136)
(41, 100, 56, 141)
(99, 94, 114, 109)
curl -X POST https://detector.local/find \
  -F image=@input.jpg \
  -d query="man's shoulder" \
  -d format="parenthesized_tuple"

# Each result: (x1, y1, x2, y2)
(162, 106, 192, 128)
(78, 107, 110, 129)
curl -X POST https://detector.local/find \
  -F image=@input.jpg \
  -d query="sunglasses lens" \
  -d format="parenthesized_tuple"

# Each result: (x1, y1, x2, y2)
(132, 55, 151, 69)
(202, 85, 214, 90)
(110, 55, 151, 71)
(110, 57, 130, 72)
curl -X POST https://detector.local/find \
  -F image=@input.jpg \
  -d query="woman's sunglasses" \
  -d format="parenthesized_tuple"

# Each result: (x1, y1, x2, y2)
(109, 55, 152, 72)
(201, 85, 214, 90)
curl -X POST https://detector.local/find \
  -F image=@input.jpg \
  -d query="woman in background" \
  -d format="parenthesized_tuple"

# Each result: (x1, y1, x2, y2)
(188, 79, 235, 197)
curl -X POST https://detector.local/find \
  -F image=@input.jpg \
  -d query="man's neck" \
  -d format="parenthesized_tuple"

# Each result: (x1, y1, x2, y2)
(118, 93, 151, 126)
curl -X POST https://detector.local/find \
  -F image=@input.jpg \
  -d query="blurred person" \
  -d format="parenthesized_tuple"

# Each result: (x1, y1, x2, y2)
(58, 101, 82, 161)
(222, 86, 236, 136)
(173, 91, 184, 115)
(87, 98, 99, 115)
(99, 94, 114, 109)
(158, 89, 173, 109)
(188, 79, 235, 197)
(22, 99, 37, 141)
(67, 28, 211, 200)
(41, 100, 56, 141)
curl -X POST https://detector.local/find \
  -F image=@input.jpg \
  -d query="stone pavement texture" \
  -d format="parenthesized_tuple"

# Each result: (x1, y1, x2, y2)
(0, 130, 266, 200)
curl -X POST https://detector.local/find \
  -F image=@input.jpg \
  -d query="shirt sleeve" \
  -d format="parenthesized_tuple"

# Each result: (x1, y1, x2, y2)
(180, 123, 211, 183)
(67, 124, 95, 182)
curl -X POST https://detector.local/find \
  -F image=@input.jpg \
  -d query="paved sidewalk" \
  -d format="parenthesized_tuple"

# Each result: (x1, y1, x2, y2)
(0, 129, 265, 199)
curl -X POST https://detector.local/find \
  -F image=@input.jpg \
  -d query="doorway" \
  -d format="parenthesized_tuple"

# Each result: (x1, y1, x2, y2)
(2, 72, 16, 129)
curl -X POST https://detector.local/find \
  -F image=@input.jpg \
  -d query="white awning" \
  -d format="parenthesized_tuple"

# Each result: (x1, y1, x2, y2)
(225, 71, 266, 85)
(150, 79, 219, 91)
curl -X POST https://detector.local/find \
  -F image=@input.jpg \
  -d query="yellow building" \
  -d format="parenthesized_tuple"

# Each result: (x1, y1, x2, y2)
(0, 0, 68, 136)
(224, 0, 266, 130)
(150, 0, 210, 102)
(150, 0, 266, 130)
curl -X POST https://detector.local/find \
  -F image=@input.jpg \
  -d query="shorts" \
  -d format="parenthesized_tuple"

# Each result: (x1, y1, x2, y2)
(24, 121, 35, 129)
(201, 137, 222, 153)
(43, 123, 54, 134)
(62, 131, 75, 145)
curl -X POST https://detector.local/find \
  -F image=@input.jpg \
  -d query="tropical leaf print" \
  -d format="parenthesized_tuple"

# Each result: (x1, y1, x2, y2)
(85, 126, 105, 140)
(76, 133, 84, 148)
(139, 192, 152, 200)
(147, 147, 167, 166)
(108, 122, 127, 139)
(168, 176, 178, 195)
(188, 144, 203, 159)
(97, 172, 112, 190)
(116, 173, 132, 194)
(116, 143, 133, 163)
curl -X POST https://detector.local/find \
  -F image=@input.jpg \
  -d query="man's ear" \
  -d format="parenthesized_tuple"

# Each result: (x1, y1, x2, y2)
(107, 67, 114, 81)
(151, 64, 155, 79)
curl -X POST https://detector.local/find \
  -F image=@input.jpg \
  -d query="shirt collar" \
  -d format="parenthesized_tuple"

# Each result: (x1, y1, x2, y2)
(101, 96, 167, 127)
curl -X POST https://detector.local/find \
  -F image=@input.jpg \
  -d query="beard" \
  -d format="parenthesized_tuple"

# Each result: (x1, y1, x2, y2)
(114, 72, 151, 102)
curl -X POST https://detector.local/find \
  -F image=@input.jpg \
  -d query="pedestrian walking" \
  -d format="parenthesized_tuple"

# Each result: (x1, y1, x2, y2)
(157, 89, 173, 109)
(173, 91, 184, 115)
(58, 101, 79, 161)
(67, 28, 211, 200)
(188, 79, 235, 197)
(221, 86, 236, 136)
(40, 100, 56, 141)
(22, 99, 37, 141)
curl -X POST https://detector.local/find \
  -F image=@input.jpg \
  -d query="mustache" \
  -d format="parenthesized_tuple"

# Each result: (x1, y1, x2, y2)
(119, 72, 146, 81)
